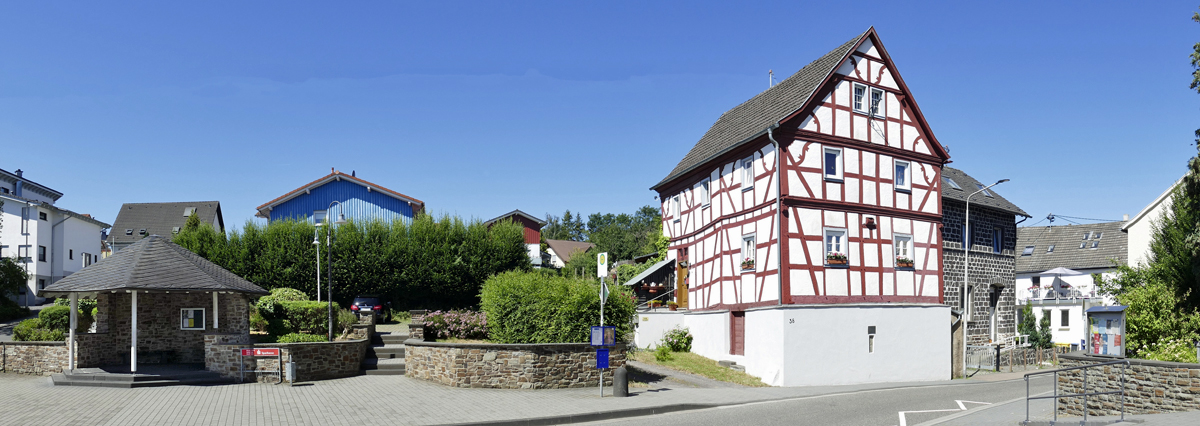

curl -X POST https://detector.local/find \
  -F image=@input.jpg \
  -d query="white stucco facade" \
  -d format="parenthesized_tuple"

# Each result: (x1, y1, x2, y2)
(1, 186, 109, 306)
(635, 304, 949, 386)
(1014, 268, 1116, 347)
(1122, 178, 1177, 267)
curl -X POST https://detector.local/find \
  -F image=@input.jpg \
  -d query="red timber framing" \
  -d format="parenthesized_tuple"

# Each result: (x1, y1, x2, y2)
(655, 28, 949, 313)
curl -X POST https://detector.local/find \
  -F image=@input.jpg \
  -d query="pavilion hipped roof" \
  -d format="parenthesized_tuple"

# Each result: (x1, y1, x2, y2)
(39, 235, 269, 297)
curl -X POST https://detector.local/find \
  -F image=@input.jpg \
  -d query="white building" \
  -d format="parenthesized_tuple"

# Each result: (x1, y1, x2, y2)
(0, 168, 110, 306)
(1122, 177, 1178, 267)
(1014, 221, 1125, 348)
(643, 28, 951, 386)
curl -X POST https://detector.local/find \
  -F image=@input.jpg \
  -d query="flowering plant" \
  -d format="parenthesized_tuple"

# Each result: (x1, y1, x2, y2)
(895, 256, 913, 265)
(741, 258, 755, 270)
(424, 309, 488, 340)
(826, 252, 847, 261)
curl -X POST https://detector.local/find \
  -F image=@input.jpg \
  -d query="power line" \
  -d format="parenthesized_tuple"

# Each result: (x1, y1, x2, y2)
(1053, 214, 1123, 223)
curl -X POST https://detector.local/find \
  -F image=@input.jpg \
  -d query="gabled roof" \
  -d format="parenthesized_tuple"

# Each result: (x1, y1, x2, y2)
(545, 239, 594, 264)
(1122, 176, 1181, 232)
(0, 193, 111, 229)
(652, 27, 948, 191)
(484, 209, 547, 227)
(1015, 221, 1127, 274)
(255, 170, 425, 218)
(109, 201, 223, 245)
(0, 168, 63, 201)
(40, 235, 268, 296)
(941, 167, 1029, 217)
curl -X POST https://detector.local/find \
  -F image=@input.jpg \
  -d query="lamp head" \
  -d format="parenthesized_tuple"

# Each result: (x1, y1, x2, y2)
(996, 179, 1010, 185)
(335, 214, 347, 225)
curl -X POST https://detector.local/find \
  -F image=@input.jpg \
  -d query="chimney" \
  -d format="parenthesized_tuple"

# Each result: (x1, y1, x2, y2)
(1123, 214, 1129, 221)
(14, 169, 23, 197)
(352, 170, 356, 177)
(15, 169, 23, 177)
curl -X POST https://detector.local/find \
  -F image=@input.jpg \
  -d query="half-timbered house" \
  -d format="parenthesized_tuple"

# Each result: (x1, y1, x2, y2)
(643, 28, 951, 386)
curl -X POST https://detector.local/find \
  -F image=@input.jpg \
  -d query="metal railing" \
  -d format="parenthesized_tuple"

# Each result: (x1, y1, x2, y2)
(966, 344, 998, 372)
(1023, 359, 1129, 425)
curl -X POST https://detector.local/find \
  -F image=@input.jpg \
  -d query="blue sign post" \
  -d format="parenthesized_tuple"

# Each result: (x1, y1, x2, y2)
(591, 325, 615, 396)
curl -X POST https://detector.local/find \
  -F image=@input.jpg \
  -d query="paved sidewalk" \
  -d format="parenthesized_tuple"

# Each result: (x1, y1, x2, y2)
(0, 372, 1023, 426)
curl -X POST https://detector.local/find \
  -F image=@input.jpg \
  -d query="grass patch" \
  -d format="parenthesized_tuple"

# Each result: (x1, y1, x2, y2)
(630, 350, 768, 387)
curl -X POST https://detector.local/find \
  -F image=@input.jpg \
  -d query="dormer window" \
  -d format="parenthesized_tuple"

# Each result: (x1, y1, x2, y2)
(125, 229, 133, 236)
(139, 229, 146, 235)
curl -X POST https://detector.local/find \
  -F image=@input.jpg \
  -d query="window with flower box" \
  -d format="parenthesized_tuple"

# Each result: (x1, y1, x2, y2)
(825, 229, 847, 266)
(894, 235, 913, 268)
(741, 234, 756, 271)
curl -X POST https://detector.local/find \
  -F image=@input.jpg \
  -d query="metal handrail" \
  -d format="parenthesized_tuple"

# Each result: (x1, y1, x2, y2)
(1023, 359, 1129, 425)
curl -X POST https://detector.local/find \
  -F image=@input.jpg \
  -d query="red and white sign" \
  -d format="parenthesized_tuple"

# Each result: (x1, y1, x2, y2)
(241, 348, 280, 357)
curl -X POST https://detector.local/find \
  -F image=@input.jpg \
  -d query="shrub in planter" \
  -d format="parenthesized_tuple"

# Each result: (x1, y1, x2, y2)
(38, 305, 71, 331)
(253, 287, 310, 316)
(337, 309, 357, 335)
(276, 301, 328, 335)
(424, 310, 487, 340)
(661, 326, 693, 352)
(12, 318, 65, 341)
(275, 333, 328, 343)
(480, 270, 636, 344)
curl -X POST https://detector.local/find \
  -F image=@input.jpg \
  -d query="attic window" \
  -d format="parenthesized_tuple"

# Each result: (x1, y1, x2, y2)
(125, 229, 133, 235)
(1079, 242, 1086, 249)
(975, 183, 993, 197)
(184, 207, 196, 217)
(944, 177, 962, 190)
(1094, 232, 1102, 240)
(139, 229, 146, 235)
(172, 227, 181, 234)
(1091, 241, 1099, 249)
(1083, 232, 1090, 240)
(1022, 246, 1034, 256)
(1047, 245, 1055, 253)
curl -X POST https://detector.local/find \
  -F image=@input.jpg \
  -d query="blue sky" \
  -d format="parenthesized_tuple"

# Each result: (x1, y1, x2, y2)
(2, 1, 1198, 230)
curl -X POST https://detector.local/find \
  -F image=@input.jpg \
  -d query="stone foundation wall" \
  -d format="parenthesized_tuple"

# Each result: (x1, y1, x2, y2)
(204, 335, 367, 383)
(98, 292, 251, 365)
(405, 340, 625, 389)
(1, 341, 68, 375)
(1057, 352, 1200, 416)
(76, 333, 121, 368)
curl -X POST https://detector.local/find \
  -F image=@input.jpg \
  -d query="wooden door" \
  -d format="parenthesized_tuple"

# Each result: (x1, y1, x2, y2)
(730, 311, 746, 355)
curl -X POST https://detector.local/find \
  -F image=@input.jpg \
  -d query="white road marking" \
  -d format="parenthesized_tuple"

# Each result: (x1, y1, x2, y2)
(897, 400, 992, 426)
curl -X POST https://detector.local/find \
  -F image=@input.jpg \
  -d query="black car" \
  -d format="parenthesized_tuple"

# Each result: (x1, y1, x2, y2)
(350, 295, 386, 323)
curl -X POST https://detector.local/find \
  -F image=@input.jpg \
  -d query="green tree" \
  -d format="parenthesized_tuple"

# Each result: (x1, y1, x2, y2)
(1017, 302, 1053, 349)
(0, 257, 29, 301)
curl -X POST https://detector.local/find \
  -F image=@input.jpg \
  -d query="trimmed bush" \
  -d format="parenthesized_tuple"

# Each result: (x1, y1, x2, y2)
(254, 287, 310, 316)
(480, 270, 636, 344)
(277, 301, 328, 335)
(275, 333, 328, 343)
(38, 305, 71, 331)
(662, 326, 693, 352)
(12, 318, 65, 341)
(424, 310, 487, 340)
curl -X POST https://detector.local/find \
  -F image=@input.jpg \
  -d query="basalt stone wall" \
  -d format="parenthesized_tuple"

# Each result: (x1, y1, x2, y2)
(205, 336, 368, 383)
(1058, 352, 1200, 416)
(1, 341, 68, 375)
(943, 201, 1018, 346)
(406, 340, 625, 389)
(76, 332, 121, 368)
(100, 292, 251, 364)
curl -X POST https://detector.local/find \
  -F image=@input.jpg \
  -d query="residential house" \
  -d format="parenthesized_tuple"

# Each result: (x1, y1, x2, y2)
(1122, 177, 1179, 266)
(484, 209, 546, 267)
(107, 201, 224, 252)
(1015, 221, 1126, 348)
(0, 168, 110, 306)
(940, 167, 1030, 346)
(544, 239, 594, 268)
(645, 28, 952, 386)
(256, 169, 424, 226)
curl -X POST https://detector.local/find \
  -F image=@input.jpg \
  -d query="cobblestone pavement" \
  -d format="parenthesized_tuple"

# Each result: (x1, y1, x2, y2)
(0, 372, 1014, 426)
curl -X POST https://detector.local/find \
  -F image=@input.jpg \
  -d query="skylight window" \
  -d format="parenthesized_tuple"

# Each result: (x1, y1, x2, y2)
(1091, 241, 1099, 249)
(1047, 245, 1055, 253)
(1083, 232, 1090, 240)
(125, 229, 133, 235)
(1094, 232, 1103, 240)
(1079, 242, 1086, 249)
(1022, 246, 1034, 256)
(975, 183, 993, 197)
(943, 177, 962, 190)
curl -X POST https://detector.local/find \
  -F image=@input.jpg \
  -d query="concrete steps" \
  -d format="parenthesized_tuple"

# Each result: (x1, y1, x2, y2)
(362, 332, 408, 376)
(51, 368, 232, 388)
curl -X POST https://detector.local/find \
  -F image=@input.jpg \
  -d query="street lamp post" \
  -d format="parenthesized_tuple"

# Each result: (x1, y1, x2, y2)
(314, 226, 321, 302)
(963, 178, 1009, 336)
(325, 201, 348, 342)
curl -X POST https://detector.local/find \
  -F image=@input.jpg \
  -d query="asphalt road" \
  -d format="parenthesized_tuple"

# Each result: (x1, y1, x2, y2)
(584, 375, 1055, 426)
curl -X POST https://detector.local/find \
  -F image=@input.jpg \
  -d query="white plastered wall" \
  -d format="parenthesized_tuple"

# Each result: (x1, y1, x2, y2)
(634, 311, 685, 349)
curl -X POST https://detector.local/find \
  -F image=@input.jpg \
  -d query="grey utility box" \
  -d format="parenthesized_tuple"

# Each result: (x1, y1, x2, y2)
(1084, 305, 1127, 358)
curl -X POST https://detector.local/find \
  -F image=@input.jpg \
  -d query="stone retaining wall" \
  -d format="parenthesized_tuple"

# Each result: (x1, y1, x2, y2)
(405, 340, 625, 389)
(1057, 352, 1200, 416)
(76, 333, 121, 368)
(1, 341, 68, 375)
(204, 333, 368, 383)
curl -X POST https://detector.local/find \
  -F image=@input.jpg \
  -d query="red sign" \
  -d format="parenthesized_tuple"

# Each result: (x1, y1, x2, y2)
(241, 348, 280, 357)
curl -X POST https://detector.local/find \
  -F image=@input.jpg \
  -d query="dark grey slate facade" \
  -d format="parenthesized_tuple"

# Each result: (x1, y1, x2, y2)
(941, 167, 1030, 346)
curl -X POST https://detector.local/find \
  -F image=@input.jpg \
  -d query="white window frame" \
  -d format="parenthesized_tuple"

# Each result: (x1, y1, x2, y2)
(672, 195, 681, 222)
(894, 159, 911, 191)
(700, 179, 711, 208)
(181, 308, 206, 331)
(824, 228, 847, 265)
(869, 87, 885, 117)
(313, 210, 328, 226)
(740, 157, 755, 190)
(823, 147, 844, 181)
(852, 83, 867, 113)
(894, 234, 913, 263)
(741, 234, 756, 271)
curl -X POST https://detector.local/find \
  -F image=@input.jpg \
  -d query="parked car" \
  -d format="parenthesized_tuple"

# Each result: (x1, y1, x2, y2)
(350, 295, 386, 323)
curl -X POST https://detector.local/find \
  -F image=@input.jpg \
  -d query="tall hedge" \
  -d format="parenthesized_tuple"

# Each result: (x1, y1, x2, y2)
(174, 214, 530, 310)
(480, 271, 635, 344)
